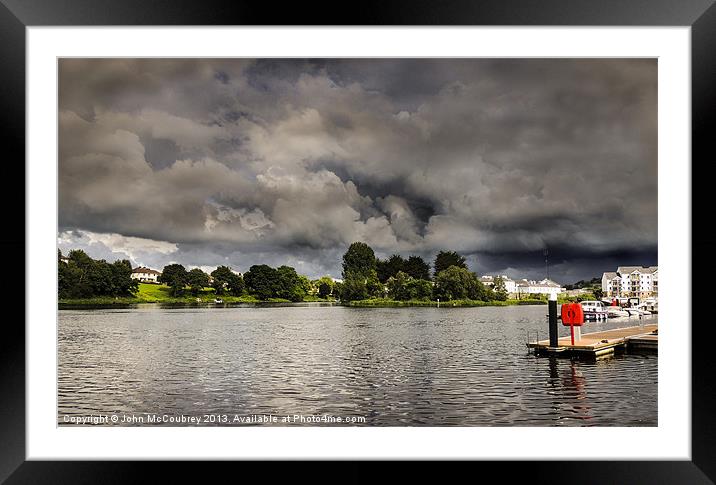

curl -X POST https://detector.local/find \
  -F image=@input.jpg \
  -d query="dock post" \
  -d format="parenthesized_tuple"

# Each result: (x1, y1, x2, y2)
(549, 292, 558, 347)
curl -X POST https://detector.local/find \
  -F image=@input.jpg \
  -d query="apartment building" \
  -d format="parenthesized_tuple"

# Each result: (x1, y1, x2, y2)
(601, 266, 658, 298)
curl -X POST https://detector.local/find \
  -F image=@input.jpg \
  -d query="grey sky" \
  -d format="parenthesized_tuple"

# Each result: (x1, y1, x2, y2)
(58, 58, 657, 283)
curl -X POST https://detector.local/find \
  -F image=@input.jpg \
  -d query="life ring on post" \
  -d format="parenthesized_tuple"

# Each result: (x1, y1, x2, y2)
(561, 303, 584, 326)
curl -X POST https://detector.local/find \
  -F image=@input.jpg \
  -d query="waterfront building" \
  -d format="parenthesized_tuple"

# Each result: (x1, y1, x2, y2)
(515, 278, 565, 297)
(131, 266, 161, 283)
(601, 266, 658, 298)
(479, 275, 517, 294)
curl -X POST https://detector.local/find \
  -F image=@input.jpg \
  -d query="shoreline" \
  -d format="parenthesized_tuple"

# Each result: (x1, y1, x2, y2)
(58, 283, 579, 309)
(59, 297, 553, 309)
(347, 298, 548, 308)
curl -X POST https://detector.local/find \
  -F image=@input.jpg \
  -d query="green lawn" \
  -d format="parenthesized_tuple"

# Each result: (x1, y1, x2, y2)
(60, 284, 552, 308)
(59, 283, 337, 306)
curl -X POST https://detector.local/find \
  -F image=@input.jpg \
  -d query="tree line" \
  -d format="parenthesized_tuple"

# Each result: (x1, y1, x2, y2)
(58, 249, 333, 302)
(59, 249, 138, 299)
(158, 263, 319, 302)
(59, 242, 509, 303)
(340, 242, 508, 302)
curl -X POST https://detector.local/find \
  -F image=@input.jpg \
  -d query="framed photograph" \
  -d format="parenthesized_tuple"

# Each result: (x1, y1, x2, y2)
(4, 0, 713, 481)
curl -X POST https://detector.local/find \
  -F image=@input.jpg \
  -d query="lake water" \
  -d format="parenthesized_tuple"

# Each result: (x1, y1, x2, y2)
(58, 304, 657, 426)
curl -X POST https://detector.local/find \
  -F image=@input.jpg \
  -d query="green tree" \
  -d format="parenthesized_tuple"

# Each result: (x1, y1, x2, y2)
(110, 259, 139, 296)
(68, 250, 112, 296)
(467, 274, 488, 301)
(492, 276, 508, 301)
(244, 264, 280, 300)
(159, 263, 188, 296)
(408, 278, 433, 300)
(342, 242, 376, 280)
(187, 268, 210, 295)
(403, 255, 431, 281)
(376, 254, 405, 283)
(315, 276, 334, 299)
(341, 242, 377, 301)
(387, 271, 435, 301)
(67, 249, 97, 296)
(317, 281, 332, 298)
(376, 258, 390, 284)
(386, 271, 413, 300)
(298, 275, 312, 297)
(332, 281, 344, 300)
(433, 266, 486, 301)
(276, 265, 306, 302)
(58, 255, 85, 299)
(366, 271, 385, 298)
(211, 266, 245, 296)
(433, 250, 467, 276)
(58, 249, 137, 299)
(340, 270, 369, 301)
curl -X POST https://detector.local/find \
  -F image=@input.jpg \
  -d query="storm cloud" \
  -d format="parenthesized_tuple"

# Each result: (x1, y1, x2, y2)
(58, 58, 657, 282)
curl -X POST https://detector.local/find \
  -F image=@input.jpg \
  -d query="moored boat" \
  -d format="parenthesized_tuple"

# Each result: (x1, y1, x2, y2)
(606, 306, 630, 318)
(580, 300, 608, 320)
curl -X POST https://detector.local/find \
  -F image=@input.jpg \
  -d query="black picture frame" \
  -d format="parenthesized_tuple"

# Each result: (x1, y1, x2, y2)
(2, 0, 713, 482)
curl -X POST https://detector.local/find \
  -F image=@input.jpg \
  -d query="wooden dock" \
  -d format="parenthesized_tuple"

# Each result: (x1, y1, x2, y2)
(527, 324, 658, 358)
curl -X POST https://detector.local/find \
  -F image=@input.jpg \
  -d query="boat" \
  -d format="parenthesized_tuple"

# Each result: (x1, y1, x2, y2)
(606, 306, 630, 318)
(580, 301, 609, 321)
(628, 307, 651, 316)
(214, 298, 224, 304)
(641, 298, 658, 314)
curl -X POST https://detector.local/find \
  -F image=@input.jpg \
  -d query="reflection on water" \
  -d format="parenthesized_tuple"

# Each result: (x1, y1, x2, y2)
(58, 305, 657, 426)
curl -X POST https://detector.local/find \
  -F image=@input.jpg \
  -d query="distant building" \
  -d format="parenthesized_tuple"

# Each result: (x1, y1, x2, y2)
(131, 266, 161, 283)
(515, 278, 565, 296)
(602, 266, 658, 298)
(479, 275, 517, 294)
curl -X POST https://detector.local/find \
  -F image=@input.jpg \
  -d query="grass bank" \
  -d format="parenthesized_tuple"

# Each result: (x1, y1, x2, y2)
(347, 298, 548, 308)
(60, 284, 576, 308)
(59, 283, 337, 306)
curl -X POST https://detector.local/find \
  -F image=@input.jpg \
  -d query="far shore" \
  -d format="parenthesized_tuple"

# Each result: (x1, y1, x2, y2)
(58, 283, 569, 309)
(347, 298, 549, 308)
(58, 283, 337, 307)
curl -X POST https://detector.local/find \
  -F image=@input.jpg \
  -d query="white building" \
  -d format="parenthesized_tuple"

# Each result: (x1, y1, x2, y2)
(479, 275, 517, 294)
(131, 266, 161, 283)
(602, 266, 658, 298)
(515, 278, 565, 297)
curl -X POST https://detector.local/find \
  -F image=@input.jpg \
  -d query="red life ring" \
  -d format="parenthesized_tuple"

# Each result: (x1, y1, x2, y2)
(561, 303, 584, 326)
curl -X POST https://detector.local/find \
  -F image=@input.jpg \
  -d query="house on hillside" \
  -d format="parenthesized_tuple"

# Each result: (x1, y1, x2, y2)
(131, 267, 161, 283)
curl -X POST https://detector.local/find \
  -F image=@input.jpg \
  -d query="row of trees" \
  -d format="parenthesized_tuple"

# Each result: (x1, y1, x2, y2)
(374, 250, 468, 283)
(60, 243, 509, 303)
(58, 249, 138, 299)
(340, 242, 505, 302)
(158, 263, 313, 302)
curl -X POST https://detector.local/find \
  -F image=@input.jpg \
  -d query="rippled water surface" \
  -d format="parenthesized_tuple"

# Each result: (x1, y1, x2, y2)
(58, 305, 657, 426)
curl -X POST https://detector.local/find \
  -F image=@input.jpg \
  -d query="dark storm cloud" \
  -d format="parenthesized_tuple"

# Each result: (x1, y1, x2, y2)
(58, 58, 657, 282)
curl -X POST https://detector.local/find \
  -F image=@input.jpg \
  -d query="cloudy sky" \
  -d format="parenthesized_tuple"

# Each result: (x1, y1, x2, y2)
(58, 58, 657, 283)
